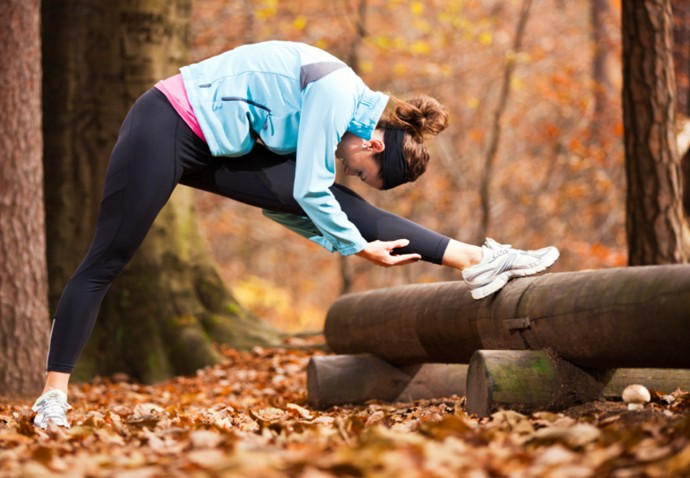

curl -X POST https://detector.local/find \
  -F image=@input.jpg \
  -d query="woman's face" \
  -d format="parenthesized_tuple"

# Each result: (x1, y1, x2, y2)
(335, 131, 384, 189)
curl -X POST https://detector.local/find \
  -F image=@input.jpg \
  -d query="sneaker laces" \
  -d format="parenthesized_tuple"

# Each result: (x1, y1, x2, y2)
(32, 389, 72, 429)
(484, 237, 512, 250)
(482, 238, 512, 261)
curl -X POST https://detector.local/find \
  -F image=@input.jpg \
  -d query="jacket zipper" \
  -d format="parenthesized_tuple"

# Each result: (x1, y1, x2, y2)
(221, 96, 271, 113)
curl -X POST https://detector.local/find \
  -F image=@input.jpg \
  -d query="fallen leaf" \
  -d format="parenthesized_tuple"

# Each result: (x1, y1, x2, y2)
(286, 403, 314, 420)
(189, 429, 224, 449)
(531, 423, 601, 449)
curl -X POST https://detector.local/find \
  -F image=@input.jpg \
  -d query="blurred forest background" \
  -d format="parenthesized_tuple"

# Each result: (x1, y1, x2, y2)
(190, 0, 625, 332)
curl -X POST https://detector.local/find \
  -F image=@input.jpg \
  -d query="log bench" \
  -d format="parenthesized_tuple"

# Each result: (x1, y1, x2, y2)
(308, 265, 690, 415)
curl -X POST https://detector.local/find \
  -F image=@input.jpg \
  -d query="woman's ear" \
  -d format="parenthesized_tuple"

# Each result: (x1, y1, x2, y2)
(368, 138, 385, 153)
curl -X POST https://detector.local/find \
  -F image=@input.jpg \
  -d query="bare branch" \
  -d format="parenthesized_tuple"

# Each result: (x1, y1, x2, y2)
(476, 0, 534, 243)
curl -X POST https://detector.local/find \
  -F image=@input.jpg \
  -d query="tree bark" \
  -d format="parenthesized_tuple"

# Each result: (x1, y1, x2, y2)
(325, 266, 690, 369)
(42, 0, 279, 383)
(623, 0, 687, 264)
(671, 0, 690, 247)
(672, 0, 690, 116)
(0, 0, 50, 397)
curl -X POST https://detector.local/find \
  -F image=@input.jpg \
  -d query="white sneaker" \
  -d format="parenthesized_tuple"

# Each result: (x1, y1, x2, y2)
(462, 238, 559, 300)
(32, 389, 72, 429)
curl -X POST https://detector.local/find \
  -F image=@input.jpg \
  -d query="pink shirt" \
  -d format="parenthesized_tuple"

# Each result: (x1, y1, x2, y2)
(155, 74, 206, 141)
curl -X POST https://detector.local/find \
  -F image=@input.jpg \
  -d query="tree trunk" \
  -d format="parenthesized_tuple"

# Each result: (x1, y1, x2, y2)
(42, 0, 279, 383)
(0, 0, 50, 397)
(623, 0, 687, 264)
(672, 0, 690, 117)
(671, 0, 690, 250)
(325, 266, 690, 369)
(589, 0, 614, 148)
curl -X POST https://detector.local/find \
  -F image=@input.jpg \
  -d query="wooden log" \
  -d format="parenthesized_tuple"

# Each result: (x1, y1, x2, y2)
(325, 281, 485, 364)
(324, 265, 690, 369)
(466, 350, 690, 417)
(601, 368, 690, 398)
(307, 353, 690, 410)
(465, 350, 605, 417)
(306, 354, 468, 409)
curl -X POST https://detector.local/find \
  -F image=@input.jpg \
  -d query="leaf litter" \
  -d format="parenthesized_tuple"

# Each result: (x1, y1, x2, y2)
(2, 342, 690, 477)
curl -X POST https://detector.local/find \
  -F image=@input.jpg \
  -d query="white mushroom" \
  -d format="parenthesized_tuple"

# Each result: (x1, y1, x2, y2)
(622, 384, 651, 410)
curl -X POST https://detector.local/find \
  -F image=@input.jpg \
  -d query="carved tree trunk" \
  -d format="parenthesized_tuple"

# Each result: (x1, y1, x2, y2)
(42, 0, 279, 383)
(0, 0, 50, 397)
(622, 0, 687, 264)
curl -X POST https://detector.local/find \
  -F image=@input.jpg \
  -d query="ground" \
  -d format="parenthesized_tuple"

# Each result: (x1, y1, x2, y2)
(2, 339, 690, 478)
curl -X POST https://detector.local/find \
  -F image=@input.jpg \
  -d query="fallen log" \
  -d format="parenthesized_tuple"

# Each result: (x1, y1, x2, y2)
(465, 350, 690, 416)
(465, 350, 604, 416)
(305, 353, 690, 411)
(306, 354, 467, 409)
(600, 368, 690, 398)
(324, 265, 690, 369)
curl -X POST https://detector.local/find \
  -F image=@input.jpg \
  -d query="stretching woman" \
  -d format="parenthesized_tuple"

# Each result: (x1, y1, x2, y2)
(32, 41, 559, 428)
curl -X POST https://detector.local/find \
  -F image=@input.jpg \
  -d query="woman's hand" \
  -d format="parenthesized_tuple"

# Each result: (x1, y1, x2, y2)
(355, 239, 422, 267)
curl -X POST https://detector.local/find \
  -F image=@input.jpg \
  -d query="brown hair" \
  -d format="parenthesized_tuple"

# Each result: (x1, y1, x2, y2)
(376, 95, 449, 182)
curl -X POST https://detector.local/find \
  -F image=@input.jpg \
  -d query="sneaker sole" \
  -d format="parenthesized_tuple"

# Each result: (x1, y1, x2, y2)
(33, 417, 70, 429)
(470, 248, 560, 300)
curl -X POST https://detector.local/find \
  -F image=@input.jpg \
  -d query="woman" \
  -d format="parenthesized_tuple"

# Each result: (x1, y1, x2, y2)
(32, 41, 559, 429)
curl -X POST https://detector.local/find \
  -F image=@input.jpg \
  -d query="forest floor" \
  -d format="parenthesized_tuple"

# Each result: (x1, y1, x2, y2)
(2, 337, 690, 478)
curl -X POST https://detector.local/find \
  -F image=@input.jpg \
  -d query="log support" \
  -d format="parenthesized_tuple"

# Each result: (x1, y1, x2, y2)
(307, 352, 690, 414)
(465, 350, 606, 416)
(307, 354, 467, 409)
(465, 350, 690, 416)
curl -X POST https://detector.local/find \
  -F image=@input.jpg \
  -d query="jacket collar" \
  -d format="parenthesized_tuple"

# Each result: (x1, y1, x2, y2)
(347, 87, 389, 140)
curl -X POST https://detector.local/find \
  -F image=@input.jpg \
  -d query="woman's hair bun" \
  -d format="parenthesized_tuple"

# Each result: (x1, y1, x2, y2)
(389, 95, 449, 141)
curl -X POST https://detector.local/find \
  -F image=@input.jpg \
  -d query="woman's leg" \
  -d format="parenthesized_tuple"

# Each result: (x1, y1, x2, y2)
(179, 145, 481, 267)
(42, 89, 213, 394)
(180, 145, 557, 302)
(441, 240, 483, 270)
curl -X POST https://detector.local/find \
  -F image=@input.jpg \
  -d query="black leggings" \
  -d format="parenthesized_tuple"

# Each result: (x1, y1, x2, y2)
(46, 88, 450, 373)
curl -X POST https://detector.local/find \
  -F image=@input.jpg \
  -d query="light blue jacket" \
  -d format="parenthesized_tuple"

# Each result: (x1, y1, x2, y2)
(181, 41, 389, 255)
